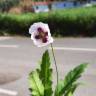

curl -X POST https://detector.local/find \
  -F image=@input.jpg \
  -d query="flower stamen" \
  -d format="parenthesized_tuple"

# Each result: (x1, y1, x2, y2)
(42, 38, 47, 43)
(35, 35, 40, 39)
(36, 27, 48, 43)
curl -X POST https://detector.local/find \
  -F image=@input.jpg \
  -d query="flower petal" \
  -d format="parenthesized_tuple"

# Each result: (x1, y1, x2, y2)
(29, 22, 53, 47)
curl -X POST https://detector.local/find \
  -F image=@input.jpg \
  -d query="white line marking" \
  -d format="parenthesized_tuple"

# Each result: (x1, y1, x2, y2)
(0, 88, 18, 96)
(0, 37, 12, 41)
(0, 45, 19, 48)
(49, 47, 96, 52)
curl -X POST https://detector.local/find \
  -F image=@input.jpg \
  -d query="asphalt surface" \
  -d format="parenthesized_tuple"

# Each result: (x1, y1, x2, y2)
(0, 37, 96, 96)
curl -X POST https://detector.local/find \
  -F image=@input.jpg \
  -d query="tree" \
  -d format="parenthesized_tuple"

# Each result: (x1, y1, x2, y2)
(0, 0, 19, 12)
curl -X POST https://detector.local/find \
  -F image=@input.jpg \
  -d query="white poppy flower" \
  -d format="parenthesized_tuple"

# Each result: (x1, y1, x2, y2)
(29, 22, 53, 47)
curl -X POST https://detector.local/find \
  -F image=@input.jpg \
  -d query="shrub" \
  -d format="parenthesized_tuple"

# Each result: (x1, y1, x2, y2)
(0, 6, 96, 37)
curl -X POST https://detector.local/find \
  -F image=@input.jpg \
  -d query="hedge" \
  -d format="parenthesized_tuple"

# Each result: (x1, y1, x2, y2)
(0, 6, 96, 37)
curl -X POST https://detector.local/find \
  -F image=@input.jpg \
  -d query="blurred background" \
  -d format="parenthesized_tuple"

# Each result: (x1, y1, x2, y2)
(0, 0, 96, 37)
(0, 0, 96, 96)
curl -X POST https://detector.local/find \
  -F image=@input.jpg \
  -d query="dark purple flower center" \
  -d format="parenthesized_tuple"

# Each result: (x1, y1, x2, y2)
(37, 27, 44, 33)
(35, 27, 48, 43)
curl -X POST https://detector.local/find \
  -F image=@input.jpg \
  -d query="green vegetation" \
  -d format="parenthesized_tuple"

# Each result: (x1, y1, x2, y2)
(29, 50, 88, 96)
(0, 6, 96, 37)
(0, 0, 19, 12)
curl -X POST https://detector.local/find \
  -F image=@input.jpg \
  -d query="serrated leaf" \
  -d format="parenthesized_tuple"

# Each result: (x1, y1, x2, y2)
(38, 50, 53, 96)
(28, 71, 44, 96)
(55, 63, 88, 96)
(64, 83, 80, 96)
(54, 81, 79, 96)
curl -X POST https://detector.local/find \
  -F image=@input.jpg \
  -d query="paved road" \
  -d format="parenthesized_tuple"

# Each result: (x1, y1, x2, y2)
(0, 37, 96, 96)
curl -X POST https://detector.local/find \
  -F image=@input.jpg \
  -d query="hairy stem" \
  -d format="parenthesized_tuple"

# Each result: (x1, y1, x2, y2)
(51, 43, 59, 95)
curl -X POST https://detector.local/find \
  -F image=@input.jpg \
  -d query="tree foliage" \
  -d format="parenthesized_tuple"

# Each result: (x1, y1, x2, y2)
(0, 0, 19, 12)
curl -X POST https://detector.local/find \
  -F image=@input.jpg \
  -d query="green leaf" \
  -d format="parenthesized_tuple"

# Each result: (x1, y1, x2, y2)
(38, 50, 53, 96)
(67, 92, 73, 96)
(28, 71, 44, 96)
(54, 80, 64, 96)
(55, 81, 79, 96)
(64, 83, 80, 96)
(55, 63, 88, 96)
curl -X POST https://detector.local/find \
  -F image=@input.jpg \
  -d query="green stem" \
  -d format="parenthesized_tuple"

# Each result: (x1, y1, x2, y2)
(51, 43, 59, 95)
